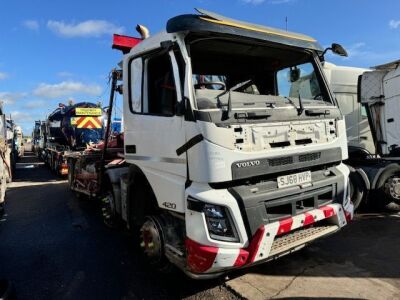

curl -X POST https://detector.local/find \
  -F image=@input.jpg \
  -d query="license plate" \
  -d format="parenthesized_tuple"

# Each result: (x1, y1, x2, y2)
(277, 171, 311, 188)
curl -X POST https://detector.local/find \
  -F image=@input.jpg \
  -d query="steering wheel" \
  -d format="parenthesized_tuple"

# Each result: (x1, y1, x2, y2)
(194, 81, 226, 91)
(313, 93, 324, 100)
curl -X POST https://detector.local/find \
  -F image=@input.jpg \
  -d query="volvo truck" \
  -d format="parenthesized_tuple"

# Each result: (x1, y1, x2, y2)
(68, 9, 353, 278)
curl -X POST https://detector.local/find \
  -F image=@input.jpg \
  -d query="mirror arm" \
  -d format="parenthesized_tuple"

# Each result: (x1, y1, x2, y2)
(321, 47, 332, 57)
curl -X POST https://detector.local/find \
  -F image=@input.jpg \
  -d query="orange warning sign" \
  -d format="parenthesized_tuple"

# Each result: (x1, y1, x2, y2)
(76, 116, 102, 129)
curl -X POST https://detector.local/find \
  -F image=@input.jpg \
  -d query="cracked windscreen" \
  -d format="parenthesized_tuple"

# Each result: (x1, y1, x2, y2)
(189, 38, 333, 110)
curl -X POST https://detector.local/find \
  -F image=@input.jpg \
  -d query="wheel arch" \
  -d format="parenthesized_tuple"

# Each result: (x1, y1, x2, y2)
(371, 163, 400, 190)
(126, 164, 160, 228)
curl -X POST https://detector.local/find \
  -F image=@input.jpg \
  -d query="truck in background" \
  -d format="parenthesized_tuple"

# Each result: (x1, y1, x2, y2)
(324, 60, 400, 210)
(32, 121, 41, 153)
(13, 126, 24, 159)
(67, 9, 353, 278)
(44, 102, 104, 176)
(0, 105, 13, 214)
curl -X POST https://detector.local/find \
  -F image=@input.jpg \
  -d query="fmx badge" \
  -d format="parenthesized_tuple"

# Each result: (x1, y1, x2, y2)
(76, 116, 102, 129)
(75, 107, 102, 116)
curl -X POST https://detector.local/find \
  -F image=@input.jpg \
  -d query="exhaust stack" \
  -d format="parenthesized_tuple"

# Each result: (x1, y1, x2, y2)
(136, 24, 150, 39)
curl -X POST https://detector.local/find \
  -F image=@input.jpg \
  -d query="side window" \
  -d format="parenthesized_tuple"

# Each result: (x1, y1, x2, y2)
(144, 53, 177, 116)
(130, 58, 143, 113)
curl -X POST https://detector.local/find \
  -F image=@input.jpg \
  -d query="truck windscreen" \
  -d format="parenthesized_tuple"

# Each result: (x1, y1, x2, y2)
(189, 38, 332, 110)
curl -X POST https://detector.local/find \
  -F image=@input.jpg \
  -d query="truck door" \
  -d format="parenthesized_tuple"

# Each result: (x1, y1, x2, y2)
(383, 70, 400, 153)
(123, 49, 187, 212)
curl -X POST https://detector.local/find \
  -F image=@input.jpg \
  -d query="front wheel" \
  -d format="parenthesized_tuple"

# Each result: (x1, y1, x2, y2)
(139, 215, 173, 273)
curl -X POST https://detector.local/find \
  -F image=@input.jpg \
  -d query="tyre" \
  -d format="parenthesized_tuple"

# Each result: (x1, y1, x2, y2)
(375, 165, 400, 211)
(101, 186, 119, 228)
(139, 215, 173, 273)
(349, 170, 366, 211)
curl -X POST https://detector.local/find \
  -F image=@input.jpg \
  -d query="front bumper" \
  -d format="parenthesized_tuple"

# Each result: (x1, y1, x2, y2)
(185, 202, 353, 277)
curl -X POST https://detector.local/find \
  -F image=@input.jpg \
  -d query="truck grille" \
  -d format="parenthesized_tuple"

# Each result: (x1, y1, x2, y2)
(268, 156, 293, 167)
(299, 152, 321, 162)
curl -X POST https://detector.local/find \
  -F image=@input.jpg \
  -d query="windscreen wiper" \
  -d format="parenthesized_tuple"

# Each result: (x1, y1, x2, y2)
(218, 80, 252, 119)
(297, 94, 304, 116)
(284, 96, 304, 116)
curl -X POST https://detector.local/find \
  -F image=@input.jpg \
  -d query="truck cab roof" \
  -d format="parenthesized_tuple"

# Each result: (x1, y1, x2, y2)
(167, 8, 322, 52)
(125, 8, 323, 56)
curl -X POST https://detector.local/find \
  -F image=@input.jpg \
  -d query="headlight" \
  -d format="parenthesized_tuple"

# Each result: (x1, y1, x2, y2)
(188, 198, 239, 243)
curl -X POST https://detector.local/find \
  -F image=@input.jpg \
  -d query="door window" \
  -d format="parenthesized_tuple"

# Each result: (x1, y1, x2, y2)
(144, 53, 177, 116)
(129, 58, 143, 113)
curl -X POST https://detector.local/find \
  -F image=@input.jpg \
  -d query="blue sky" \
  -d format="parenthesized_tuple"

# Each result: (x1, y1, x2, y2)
(0, 0, 399, 134)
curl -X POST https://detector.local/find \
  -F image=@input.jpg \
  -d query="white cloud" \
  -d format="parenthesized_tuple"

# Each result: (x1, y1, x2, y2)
(26, 100, 46, 109)
(389, 20, 400, 29)
(10, 111, 34, 123)
(33, 81, 102, 98)
(0, 72, 8, 80)
(47, 20, 124, 38)
(23, 20, 39, 31)
(0, 92, 27, 105)
(57, 71, 73, 78)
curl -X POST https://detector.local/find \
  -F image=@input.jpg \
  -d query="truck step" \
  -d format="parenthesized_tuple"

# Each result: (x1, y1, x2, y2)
(269, 224, 339, 256)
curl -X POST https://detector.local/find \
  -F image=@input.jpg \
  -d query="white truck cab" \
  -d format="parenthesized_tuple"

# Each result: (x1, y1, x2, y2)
(325, 60, 400, 210)
(104, 9, 353, 278)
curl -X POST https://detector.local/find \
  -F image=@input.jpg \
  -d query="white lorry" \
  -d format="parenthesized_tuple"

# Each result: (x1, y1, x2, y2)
(68, 9, 353, 278)
(0, 104, 12, 215)
(325, 60, 400, 210)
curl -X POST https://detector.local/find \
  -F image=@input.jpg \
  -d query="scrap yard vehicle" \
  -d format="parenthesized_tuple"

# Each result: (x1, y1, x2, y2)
(44, 102, 104, 176)
(32, 121, 41, 153)
(13, 126, 24, 159)
(324, 61, 400, 210)
(68, 9, 353, 278)
(5, 118, 16, 180)
(0, 104, 12, 214)
(323, 63, 371, 209)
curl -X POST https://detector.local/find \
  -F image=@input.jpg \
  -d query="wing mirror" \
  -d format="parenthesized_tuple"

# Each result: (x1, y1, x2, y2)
(289, 67, 300, 82)
(322, 43, 348, 57)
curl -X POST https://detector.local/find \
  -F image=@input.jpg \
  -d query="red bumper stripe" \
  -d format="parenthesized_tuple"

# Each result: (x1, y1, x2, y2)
(233, 249, 249, 267)
(303, 212, 315, 226)
(246, 226, 265, 263)
(277, 217, 293, 236)
(321, 206, 335, 218)
(185, 239, 218, 273)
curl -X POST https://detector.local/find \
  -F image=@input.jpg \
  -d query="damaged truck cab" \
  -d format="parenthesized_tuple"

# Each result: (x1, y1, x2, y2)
(107, 9, 353, 278)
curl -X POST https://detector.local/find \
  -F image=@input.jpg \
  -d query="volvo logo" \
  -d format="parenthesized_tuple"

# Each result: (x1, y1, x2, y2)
(236, 160, 261, 168)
